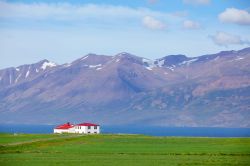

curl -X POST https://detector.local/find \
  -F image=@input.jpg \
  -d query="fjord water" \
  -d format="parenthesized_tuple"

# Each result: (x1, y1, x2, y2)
(0, 124, 249, 137)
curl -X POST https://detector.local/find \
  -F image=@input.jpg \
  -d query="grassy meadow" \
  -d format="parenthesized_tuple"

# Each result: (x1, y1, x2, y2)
(0, 133, 250, 165)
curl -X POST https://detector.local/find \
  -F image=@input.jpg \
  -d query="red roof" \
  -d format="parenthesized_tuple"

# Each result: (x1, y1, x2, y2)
(77, 123, 99, 126)
(55, 122, 74, 129)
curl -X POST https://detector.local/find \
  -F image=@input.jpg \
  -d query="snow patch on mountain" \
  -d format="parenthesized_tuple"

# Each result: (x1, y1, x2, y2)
(145, 67, 153, 70)
(25, 70, 30, 78)
(235, 57, 244, 61)
(81, 56, 89, 61)
(25, 66, 31, 78)
(15, 68, 20, 71)
(89, 64, 102, 68)
(63, 63, 72, 67)
(167, 66, 175, 71)
(15, 74, 22, 83)
(179, 58, 198, 66)
(143, 58, 155, 70)
(157, 59, 165, 67)
(96, 67, 102, 70)
(41, 61, 57, 70)
(117, 52, 129, 56)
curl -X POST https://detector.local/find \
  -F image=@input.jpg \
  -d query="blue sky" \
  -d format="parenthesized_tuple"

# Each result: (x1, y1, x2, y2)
(0, 0, 250, 68)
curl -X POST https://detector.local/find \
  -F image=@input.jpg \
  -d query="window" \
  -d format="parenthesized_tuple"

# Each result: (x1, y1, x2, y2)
(88, 126, 91, 129)
(94, 126, 97, 129)
(88, 132, 90, 133)
(94, 132, 97, 134)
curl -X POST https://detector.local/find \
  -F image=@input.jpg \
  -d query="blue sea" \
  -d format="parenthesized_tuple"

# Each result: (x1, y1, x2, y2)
(0, 124, 250, 137)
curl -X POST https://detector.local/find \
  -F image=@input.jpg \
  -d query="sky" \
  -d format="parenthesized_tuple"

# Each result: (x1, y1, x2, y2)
(0, 0, 250, 69)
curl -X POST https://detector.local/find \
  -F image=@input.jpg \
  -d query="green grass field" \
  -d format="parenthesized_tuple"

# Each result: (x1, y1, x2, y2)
(0, 133, 250, 166)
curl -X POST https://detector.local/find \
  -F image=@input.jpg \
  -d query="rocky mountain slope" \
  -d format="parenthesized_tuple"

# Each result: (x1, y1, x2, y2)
(0, 47, 250, 127)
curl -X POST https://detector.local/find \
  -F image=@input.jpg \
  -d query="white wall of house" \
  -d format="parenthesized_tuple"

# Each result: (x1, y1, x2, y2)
(54, 129, 70, 134)
(68, 127, 76, 133)
(74, 125, 100, 134)
(74, 126, 86, 134)
(86, 126, 100, 134)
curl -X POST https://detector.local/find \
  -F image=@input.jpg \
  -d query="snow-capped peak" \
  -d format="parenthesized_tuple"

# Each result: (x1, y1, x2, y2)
(41, 61, 57, 70)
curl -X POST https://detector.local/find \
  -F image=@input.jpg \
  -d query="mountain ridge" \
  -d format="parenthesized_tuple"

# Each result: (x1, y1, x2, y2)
(0, 47, 249, 127)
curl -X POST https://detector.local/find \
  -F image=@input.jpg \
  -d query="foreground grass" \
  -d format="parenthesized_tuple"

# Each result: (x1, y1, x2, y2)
(0, 133, 80, 145)
(0, 133, 250, 165)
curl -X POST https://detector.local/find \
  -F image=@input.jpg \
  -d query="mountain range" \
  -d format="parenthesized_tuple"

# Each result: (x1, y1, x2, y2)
(0, 47, 250, 127)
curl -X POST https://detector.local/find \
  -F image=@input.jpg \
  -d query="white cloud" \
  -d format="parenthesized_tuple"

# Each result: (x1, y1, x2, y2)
(142, 16, 166, 30)
(218, 8, 250, 25)
(183, 20, 201, 29)
(183, 0, 210, 5)
(210, 31, 249, 46)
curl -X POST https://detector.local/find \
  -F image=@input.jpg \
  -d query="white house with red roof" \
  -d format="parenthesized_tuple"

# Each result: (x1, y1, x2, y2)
(54, 122, 100, 134)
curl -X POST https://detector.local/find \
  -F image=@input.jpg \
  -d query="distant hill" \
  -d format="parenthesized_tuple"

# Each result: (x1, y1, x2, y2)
(0, 47, 250, 127)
